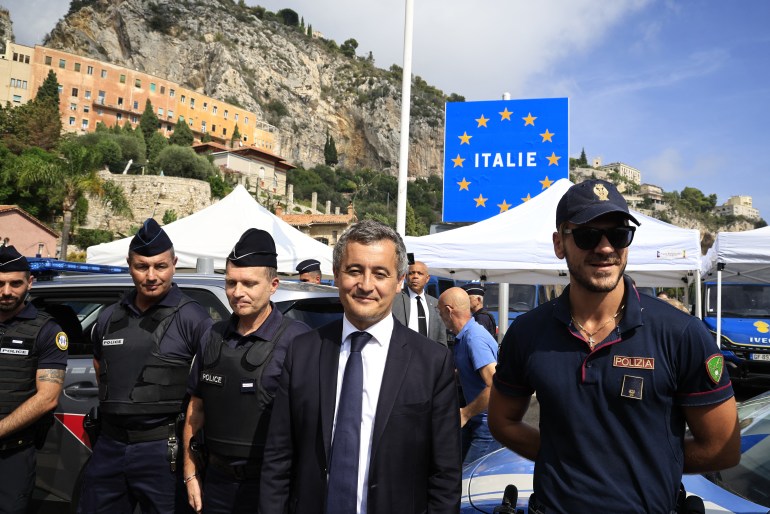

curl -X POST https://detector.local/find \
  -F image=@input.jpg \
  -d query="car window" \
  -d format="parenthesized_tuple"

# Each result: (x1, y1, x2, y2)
(182, 288, 229, 322)
(277, 297, 344, 329)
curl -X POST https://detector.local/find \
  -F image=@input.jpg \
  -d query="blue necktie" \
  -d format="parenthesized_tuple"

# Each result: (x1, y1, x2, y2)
(326, 331, 371, 514)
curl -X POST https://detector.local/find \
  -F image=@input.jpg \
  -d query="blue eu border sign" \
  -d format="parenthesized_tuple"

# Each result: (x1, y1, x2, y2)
(442, 97, 568, 222)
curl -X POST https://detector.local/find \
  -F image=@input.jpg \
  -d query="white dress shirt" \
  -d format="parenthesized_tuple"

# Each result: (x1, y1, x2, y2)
(407, 287, 429, 334)
(334, 314, 393, 514)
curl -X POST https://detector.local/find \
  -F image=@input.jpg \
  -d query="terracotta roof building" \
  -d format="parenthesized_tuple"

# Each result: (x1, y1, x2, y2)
(0, 205, 59, 257)
(276, 204, 357, 247)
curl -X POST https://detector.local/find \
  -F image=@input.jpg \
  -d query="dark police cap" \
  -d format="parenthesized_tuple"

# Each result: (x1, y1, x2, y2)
(129, 218, 173, 256)
(228, 228, 277, 268)
(296, 259, 321, 273)
(461, 283, 485, 297)
(0, 245, 30, 272)
(556, 179, 640, 228)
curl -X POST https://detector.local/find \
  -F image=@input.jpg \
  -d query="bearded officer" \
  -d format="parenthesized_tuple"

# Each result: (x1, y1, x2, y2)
(78, 219, 213, 513)
(0, 246, 68, 513)
(182, 229, 310, 513)
(295, 259, 322, 284)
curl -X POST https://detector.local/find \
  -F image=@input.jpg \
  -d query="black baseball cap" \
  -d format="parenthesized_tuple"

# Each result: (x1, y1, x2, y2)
(556, 179, 640, 227)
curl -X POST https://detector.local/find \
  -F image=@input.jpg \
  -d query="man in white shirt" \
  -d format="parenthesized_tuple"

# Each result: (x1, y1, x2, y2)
(392, 260, 448, 346)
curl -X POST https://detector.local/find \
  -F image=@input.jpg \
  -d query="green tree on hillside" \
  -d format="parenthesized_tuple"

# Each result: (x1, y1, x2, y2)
(231, 123, 242, 146)
(324, 133, 338, 166)
(13, 137, 131, 259)
(340, 38, 358, 58)
(139, 99, 160, 156)
(169, 117, 194, 146)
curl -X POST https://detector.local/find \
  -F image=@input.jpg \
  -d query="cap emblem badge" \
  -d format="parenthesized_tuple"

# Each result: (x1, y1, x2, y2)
(593, 183, 609, 201)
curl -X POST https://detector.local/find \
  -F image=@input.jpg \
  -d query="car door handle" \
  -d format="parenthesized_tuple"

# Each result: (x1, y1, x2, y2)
(64, 383, 99, 398)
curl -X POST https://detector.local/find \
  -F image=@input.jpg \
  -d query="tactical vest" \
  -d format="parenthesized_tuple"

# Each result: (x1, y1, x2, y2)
(0, 311, 51, 419)
(199, 317, 290, 459)
(97, 297, 193, 416)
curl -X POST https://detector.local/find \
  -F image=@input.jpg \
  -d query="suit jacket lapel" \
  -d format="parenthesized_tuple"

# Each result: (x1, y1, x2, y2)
(319, 321, 343, 462)
(370, 323, 411, 463)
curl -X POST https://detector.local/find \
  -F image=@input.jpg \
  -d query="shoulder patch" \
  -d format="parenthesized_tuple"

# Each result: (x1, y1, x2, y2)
(55, 332, 69, 351)
(705, 353, 724, 384)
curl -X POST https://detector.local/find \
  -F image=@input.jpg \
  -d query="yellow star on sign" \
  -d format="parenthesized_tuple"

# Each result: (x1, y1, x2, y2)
(459, 132, 472, 145)
(457, 177, 471, 191)
(499, 108, 513, 121)
(474, 194, 488, 207)
(452, 154, 465, 168)
(521, 193, 532, 202)
(475, 114, 489, 128)
(539, 176, 554, 189)
(497, 199, 511, 212)
(547, 152, 561, 166)
(539, 129, 554, 142)
(522, 112, 537, 126)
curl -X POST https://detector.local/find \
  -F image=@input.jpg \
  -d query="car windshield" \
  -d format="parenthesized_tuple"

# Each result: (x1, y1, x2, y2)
(705, 284, 770, 319)
(706, 393, 770, 507)
(484, 284, 537, 313)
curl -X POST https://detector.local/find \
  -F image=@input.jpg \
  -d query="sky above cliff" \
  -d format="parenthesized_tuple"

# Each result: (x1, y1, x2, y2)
(5, 0, 770, 219)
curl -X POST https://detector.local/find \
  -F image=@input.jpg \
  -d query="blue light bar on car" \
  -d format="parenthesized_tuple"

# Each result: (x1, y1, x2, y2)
(28, 258, 127, 274)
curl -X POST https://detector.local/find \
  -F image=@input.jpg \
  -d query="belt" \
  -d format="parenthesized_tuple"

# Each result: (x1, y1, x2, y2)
(101, 420, 171, 444)
(208, 453, 262, 481)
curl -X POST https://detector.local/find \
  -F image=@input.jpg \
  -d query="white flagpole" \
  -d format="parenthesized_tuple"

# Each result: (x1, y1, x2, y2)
(396, 0, 414, 236)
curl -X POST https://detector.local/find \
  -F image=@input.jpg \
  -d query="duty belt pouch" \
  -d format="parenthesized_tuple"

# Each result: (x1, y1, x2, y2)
(83, 406, 101, 447)
(167, 420, 179, 473)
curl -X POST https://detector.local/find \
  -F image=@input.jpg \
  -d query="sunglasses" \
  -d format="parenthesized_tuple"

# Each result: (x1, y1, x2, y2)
(562, 226, 636, 250)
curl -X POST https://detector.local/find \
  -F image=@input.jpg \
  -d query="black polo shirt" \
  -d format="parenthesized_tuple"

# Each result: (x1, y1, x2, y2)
(494, 276, 733, 513)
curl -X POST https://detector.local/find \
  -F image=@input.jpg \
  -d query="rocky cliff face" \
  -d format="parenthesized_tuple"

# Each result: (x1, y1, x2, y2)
(43, 0, 446, 177)
(0, 7, 13, 46)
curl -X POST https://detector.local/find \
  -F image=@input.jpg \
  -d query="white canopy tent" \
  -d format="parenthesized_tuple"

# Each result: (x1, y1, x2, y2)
(87, 185, 334, 275)
(700, 225, 770, 346)
(405, 179, 704, 325)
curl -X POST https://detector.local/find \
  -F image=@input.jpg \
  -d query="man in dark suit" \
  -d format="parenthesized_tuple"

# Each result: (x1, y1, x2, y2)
(391, 260, 448, 346)
(260, 220, 461, 514)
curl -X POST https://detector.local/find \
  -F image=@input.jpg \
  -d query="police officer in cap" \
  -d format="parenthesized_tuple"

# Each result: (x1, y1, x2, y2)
(182, 228, 310, 513)
(295, 258, 321, 284)
(79, 219, 213, 513)
(461, 283, 496, 338)
(0, 246, 68, 513)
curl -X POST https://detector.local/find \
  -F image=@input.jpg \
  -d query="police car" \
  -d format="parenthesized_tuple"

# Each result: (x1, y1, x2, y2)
(27, 265, 343, 509)
(461, 391, 770, 513)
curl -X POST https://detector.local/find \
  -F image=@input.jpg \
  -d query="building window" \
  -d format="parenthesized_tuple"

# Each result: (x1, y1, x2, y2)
(169, 88, 175, 98)
(181, 95, 186, 104)
(116, 113, 122, 121)
(59, 59, 66, 69)
(87, 65, 94, 75)
(12, 95, 21, 103)
(168, 109, 173, 119)
(69, 117, 76, 126)
(135, 78, 141, 88)
(117, 97, 124, 107)
(9, 78, 15, 88)
(188, 119, 193, 127)
(71, 87, 78, 97)
(81, 119, 89, 130)
(158, 107, 164, 116)
(150, 83, 156, 92)
(222, 127, 226, 136)
(131, 115, 138, 123)
(101, 69, 107, 78)
(160, 85, 165, 94)
(133, 100, 139, 110)
(190, 98, 195, 109)
(203, 102, 207, 111)
(74, 62, 81, 72)
(45, 56, 52, 65)
(332, 231, 339, 243)
(12, 52, 18, 61)
(85, 90, 91, 99)
(224, 110, 228, 119)
(212, 124, 217, 133)
(70, 103, 77, 111)
(244, 116, 249, 125)
(120, 74, 126, 84)
(58, 85, 63, 94)
(235, 113, 239, 122)
(201, 121, 207, 132)
(97, 91, 106, 104)
(83, 105, 90, 113)
(213, 105, 218, 115)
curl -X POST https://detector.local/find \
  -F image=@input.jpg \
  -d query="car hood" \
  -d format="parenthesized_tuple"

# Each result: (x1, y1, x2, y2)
(461, 449, 769, 514)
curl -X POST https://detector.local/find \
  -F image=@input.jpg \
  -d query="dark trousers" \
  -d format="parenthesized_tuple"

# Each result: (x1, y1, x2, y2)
(202, 465, 260, 514)
(78, 435, 190, 514)
(0, 445, 35, 514)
